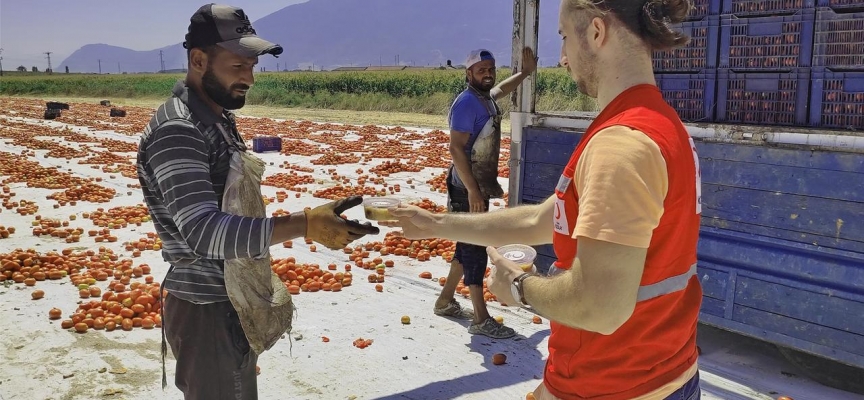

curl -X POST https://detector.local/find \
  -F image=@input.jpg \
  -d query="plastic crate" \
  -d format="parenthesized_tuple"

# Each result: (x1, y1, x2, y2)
(252, 136, 282, 153)
(688, 0, 722, 20)
(45, 101, 69, 110)
(43, 109, 61, 120)
(655, 71, 718, 122)
(720, 10, 816, 71)
(723, 0, 815, 16)
(817, 0, 864, 10)
(717, 69, 810, 126)
(809, 69, 864, 129)
(653, 17, 720, 72)
(813, 8, 864, 70)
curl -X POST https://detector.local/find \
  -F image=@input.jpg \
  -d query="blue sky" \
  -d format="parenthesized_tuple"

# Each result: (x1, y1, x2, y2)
(0, 1, 307, 69)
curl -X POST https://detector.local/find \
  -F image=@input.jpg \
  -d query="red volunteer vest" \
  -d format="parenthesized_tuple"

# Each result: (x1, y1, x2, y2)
(545, 84, 703, 400)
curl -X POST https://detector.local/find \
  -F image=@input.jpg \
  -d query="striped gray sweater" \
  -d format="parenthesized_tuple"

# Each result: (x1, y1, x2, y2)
(136, 80, 275, 304)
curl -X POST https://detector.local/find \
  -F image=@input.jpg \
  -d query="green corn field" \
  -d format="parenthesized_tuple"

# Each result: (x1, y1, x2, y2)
(0, 68, 595, 115)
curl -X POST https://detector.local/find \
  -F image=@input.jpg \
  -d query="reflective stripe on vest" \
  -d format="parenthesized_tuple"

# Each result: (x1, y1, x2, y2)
(636, 263, 697, 302)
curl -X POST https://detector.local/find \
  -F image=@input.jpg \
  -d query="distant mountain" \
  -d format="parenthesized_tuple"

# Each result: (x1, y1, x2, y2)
(59, 43, 186, 74)
(59, 0, 563, 74)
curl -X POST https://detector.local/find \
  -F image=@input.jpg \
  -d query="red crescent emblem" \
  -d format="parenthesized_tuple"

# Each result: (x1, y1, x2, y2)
(555, 202, 561, 219)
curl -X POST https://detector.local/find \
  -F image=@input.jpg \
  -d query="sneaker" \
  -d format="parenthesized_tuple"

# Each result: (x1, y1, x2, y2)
(468, 317, 516, 339)
(433, 299, 474, 320)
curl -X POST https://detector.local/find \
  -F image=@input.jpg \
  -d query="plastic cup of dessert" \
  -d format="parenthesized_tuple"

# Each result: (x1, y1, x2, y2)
(495, 244, 537, 273)
(363, 197, 401, 221)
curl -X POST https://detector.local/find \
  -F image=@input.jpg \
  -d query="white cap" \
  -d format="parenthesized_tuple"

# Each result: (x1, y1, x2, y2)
(466, 49, 495, 69)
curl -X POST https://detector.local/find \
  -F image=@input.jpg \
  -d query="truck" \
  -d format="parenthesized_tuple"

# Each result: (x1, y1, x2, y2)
(506, 0, 864, 394)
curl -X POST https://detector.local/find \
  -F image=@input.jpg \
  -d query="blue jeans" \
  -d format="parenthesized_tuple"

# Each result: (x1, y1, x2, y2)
(664, 371, 701, 400)
(446, 169, 490, 286)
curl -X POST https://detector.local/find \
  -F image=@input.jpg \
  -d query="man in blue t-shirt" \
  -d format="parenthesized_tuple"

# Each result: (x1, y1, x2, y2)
(436, 47, 537, 338)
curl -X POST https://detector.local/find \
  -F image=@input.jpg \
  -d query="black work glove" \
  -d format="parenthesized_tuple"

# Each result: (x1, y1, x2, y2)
(304, 196, 380, 250)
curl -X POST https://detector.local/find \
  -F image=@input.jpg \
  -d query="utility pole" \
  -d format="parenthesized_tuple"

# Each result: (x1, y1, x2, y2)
(0, 48, 4, 77)
(396, 54, 399, 65)
(276, 62, 280, 72)
(98, 59, 102, 74)
(159, 50, 165, 72)
(45, 52, 53, 73)
(117, 62, 121, 74)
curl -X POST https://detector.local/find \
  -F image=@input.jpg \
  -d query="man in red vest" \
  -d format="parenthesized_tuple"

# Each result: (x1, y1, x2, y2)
(381, 0, 703, 398)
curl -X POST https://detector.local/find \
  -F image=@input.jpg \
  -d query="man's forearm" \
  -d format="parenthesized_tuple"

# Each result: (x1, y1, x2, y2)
(269, 212, 308, 246)
(450, 149, 481, 194)
(493, 71, 530, 100)
(520, 269, 592, 329)
(433, 201, 549, 247)
(521, 245, 642, 335)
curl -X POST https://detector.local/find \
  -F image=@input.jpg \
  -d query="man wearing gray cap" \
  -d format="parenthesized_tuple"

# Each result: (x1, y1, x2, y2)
(434, 47, 536, 338)
(136, 4, 378, 399)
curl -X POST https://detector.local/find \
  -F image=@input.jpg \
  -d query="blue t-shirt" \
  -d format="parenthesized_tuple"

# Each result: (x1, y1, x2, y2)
(448, 89, 497, 188)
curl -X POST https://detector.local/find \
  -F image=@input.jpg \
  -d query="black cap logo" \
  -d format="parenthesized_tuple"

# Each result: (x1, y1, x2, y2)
(233, 10, 256, 35)
(234, 10, 250, 22)
(236, 25, 257, 34)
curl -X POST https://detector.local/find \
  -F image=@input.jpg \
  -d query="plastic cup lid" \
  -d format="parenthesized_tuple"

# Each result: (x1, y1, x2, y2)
(504, 250, 526, 260)
(363, 197, 400, 208)
(496, 244, 536, 264)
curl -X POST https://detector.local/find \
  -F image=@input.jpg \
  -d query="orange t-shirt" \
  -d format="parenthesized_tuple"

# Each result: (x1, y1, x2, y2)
(573, 125, 668, 247)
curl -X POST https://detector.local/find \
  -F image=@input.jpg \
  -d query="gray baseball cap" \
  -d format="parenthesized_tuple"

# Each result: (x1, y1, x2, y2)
(466, 49, 495, 69)
(183, 3, 283, 58)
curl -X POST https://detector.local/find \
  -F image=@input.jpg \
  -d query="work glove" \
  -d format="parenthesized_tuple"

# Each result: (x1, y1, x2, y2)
(304, 195, 380, 250)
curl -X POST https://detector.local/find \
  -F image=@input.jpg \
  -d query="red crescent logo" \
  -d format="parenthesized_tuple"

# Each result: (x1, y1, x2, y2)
(555, 203, 561, 219)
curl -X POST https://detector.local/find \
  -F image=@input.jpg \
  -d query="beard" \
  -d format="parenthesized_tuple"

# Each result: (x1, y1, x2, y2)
(572, 53, 598, 98)
(202, 67, 249, 110)
(469, 76, 495, 92)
